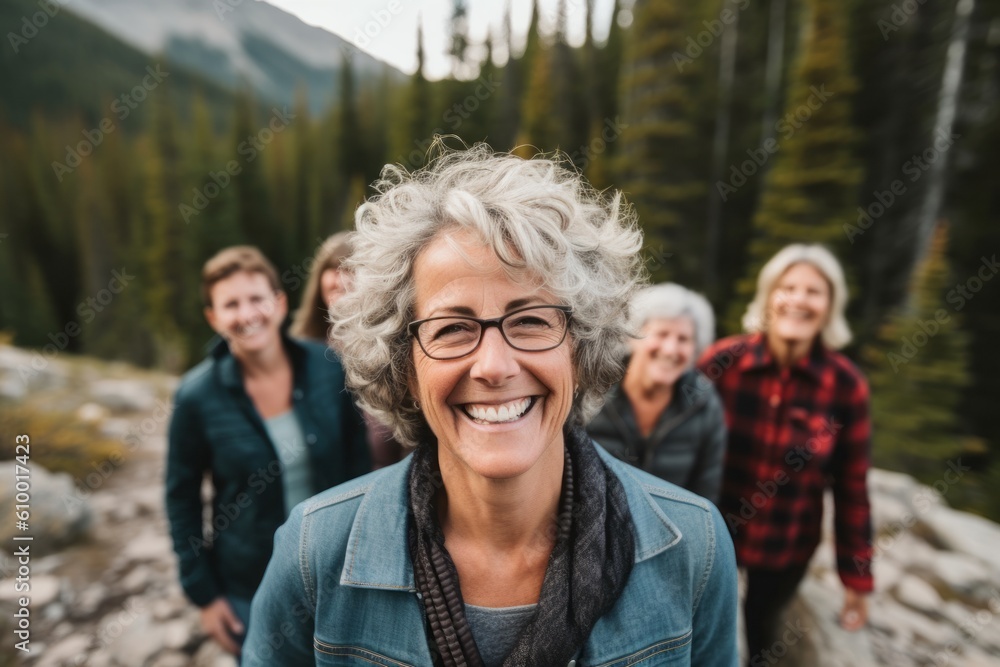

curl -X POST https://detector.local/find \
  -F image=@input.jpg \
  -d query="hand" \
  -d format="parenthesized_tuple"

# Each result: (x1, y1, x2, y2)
(200, 597, 245, 656)
(839, 587, 868, 631)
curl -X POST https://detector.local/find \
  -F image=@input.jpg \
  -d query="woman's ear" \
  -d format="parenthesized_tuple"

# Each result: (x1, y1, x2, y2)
(204, 305, 220, 335)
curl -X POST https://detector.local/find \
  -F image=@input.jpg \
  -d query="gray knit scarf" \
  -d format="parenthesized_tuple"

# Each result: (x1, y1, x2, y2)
(407, 425, 636, 667)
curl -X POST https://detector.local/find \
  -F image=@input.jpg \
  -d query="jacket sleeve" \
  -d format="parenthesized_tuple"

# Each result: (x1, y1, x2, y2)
(830, 375, 874, 592)
(690, 505, 739, 667)
(164, 389, 220, 607)
(689, 389, 728, 505)
(244, 507, 316, 666)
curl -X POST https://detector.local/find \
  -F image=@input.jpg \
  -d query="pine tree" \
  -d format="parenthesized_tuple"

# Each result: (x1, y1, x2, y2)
(290, 90, 319, 261)
(951, 0, 1000, 467)
(493, 4, 521, 150)
(618, 0, 714, 284)
(142, 86, 189, 371)
(336, 55, 364, 184)
(449, 0, 472, 78)
(586, 0, 626, 189)
(728, 0, 862, 328)
(549, 0, 590, 167)
(864, 223, 969, 475)
(515, 41, 555, 157)
(189, 92, 241, 260)
(231, 92, 275, 260)
(393, 22, 436, 167)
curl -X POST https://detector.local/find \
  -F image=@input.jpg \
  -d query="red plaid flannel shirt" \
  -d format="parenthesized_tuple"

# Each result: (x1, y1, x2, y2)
(697, 333, 873, 592)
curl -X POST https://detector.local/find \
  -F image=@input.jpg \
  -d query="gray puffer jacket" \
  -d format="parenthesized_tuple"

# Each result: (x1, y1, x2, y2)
(586, 369, 727, 504)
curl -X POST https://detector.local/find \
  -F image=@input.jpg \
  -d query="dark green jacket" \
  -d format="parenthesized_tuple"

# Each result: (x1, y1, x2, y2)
(165, 334, 371, 607)
(587, 369, 727, 504)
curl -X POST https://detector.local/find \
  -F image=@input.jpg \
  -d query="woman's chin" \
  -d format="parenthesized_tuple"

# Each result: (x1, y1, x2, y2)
(771, 324, 820, 345)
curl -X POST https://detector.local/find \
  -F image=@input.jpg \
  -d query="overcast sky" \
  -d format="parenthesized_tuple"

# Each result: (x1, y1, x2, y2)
(265, 0, 629, 80)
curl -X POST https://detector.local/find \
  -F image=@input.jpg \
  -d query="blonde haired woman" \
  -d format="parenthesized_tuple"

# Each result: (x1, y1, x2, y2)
(698, 244, 872, 666)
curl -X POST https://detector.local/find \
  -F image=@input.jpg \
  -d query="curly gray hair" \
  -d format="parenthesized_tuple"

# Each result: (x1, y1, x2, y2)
(331, 145, 646, 446)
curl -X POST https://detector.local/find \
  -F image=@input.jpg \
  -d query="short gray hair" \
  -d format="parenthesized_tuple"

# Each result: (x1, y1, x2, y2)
(742, 244, 852, 350)
(331, 145, 646, 446)
(630, 283, 716, 357)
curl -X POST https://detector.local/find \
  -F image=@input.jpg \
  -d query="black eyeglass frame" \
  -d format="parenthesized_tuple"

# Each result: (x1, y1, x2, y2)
(407, 305, 574, 360)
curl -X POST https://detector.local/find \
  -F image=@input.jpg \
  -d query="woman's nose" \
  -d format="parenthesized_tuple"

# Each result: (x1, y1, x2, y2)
(469, 327, 520, 384)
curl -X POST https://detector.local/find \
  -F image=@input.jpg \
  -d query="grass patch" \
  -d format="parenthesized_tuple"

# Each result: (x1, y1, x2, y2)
(0, 402, 126, 481)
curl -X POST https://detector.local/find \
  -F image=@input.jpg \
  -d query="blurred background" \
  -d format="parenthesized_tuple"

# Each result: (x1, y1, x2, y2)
(0, 0, 999, 663)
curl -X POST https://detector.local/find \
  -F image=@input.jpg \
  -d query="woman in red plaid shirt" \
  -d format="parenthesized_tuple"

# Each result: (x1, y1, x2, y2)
(697, 244, 872, 665)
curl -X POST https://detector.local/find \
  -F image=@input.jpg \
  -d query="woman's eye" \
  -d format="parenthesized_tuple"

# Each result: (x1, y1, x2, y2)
(433, 322, 475, 339)
(511, 316, 549, 328)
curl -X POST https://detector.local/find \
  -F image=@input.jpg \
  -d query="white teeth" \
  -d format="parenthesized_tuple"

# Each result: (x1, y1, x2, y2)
(465, 398, 531, 423)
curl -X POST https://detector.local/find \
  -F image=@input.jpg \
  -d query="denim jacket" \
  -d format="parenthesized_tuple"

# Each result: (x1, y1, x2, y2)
(244, 442, 738, 666)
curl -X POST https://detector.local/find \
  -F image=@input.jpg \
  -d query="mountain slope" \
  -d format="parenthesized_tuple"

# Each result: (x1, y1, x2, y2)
(0, 0, 242, 130)
(66, 0, 405, 114)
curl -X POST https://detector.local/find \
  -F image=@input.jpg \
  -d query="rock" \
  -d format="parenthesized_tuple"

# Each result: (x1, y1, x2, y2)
(868, 468, 922, 505)
(89, 379, 157, 413)
(119, 566, 154, 594)
(917, 504, 1000, 570)
(870, 494, 910, 535)
(150, 651, 190, 667)
(792, 576, 881, 666)
(161, 617, 194, 650)
(0, 574, 61, 608)
(121, 531, 173, 563)
(192, 639, 238, 667)
(895, 574, 942, 614)
(150, 595, 187, 621)
(73, 584, 108, 617)
(873, 597, 959, 647)
(0, 344, 69, 393)
(961, 648, 1000, 667)
(43, 601, 66, 622)
(108, 598, 164, 665)
(35, 634, 91, 667)
(917, 550, 993, 602)
(129, 486, 165, 517)
(77, 402, 110, 423)
(872, 558, 904, 594)
(0, 375, 26, 400)
(0, 462, 92, 554)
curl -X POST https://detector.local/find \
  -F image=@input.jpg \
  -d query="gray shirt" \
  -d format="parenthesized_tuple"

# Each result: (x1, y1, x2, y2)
(464, 603, 536, 667)
(263, 410, 313, 515)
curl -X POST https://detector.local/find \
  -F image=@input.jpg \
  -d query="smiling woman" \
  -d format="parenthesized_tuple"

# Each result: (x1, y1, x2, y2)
(698, 244, 873, 667)
(164, 246, 371, 662)
(243, 145, 739, 667)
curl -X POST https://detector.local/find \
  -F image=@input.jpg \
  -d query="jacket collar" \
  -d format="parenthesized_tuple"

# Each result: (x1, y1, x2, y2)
(737, 332, 827, 382)
(208, 326, 308, 390)
(610, 367, 708, 412)
(339, 442, 683, 591)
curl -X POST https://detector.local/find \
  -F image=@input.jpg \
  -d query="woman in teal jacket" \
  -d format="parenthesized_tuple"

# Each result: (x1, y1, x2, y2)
(165, 246, 370, 660)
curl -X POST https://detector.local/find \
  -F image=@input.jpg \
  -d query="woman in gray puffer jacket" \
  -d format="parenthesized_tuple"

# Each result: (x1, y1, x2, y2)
(587, 283, 727, 503)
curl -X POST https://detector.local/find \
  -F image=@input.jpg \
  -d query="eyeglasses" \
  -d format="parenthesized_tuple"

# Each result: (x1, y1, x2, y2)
(408, 305, 573, 360)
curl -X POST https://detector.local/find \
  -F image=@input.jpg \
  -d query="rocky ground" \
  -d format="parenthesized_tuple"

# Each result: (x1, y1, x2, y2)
(1, 343, 999, 666)
(0, 345, 234, 667)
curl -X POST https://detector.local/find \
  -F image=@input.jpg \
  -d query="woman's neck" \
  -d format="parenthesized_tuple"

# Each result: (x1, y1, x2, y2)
(766, 331, 813, 368)
(235, 339, 289, 379)
(437, 442, 564, 555)
(621, 363, 675, 404)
